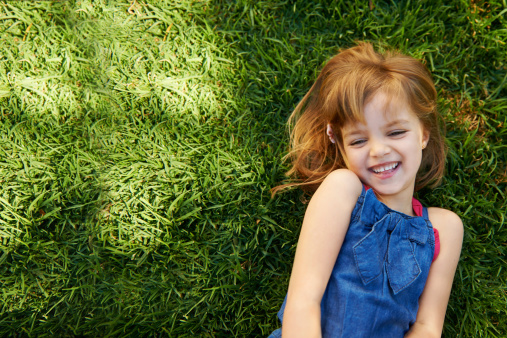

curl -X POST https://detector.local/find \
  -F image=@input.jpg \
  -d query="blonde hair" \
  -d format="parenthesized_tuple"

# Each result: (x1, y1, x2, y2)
(273, 42, 446, 195)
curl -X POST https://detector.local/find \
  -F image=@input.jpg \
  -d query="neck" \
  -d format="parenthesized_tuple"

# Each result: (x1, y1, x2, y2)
(376, 188, 416, 216)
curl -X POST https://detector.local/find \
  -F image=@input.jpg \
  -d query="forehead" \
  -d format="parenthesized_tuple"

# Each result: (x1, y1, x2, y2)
(366, 91, 412, 118)
(342, 92, 420, 132)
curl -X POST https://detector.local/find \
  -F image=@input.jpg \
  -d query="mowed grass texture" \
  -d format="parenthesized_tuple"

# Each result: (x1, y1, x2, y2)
(0, 0, 505, 336)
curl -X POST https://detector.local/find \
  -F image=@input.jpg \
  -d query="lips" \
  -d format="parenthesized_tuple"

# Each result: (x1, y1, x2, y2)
(369, 162, 400, 178)
(370, 162, 399, 173)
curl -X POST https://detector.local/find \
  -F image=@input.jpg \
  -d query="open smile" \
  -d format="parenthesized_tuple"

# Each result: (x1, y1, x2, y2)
(369, 162, 400, 175)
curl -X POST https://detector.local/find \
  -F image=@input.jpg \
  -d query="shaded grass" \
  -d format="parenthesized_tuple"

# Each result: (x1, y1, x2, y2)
(0, 0, 505, 336)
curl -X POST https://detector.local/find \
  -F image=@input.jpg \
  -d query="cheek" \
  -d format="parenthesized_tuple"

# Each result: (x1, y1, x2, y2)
(339, 145, 351, 168)
(342, 149, 363, 171)
(404, 141, 424, 165)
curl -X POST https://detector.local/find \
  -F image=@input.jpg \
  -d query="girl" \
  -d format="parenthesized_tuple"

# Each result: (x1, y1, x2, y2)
(269, 43, 463, 337)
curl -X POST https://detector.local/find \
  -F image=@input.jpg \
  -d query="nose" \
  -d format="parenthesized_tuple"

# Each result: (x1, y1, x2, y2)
(369, 138, 391, 157)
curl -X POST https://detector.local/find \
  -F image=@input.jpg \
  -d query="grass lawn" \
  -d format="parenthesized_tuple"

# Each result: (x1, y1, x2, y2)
(0, 0, 505, 336)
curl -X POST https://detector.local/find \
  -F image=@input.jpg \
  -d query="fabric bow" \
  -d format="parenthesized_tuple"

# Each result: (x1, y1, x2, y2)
(353, 189, 431, 294)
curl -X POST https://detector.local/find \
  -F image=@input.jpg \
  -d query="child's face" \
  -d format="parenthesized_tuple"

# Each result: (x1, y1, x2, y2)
(340, 92, 429, 198)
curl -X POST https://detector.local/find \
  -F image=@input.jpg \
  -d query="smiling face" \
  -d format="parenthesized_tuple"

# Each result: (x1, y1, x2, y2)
(341, 92, 430, 201)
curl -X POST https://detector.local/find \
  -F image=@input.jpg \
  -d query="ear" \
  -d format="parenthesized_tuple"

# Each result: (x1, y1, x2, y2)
(421, 128, 430, 149)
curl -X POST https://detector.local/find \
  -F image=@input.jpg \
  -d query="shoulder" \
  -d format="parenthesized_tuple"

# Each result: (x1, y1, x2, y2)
(427, 207, 463, 232)
(427, 207, 464, 246)
(307, 169, 362, 215)
(318, 169, 363, 198)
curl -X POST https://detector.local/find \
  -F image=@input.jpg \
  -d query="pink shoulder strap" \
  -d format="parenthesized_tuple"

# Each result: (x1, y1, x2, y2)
(412, 197, 440, 262)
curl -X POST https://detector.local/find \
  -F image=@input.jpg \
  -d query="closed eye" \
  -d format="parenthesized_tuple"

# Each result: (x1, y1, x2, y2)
(350, 139, 366, 146)
(388, 130, 407, 137)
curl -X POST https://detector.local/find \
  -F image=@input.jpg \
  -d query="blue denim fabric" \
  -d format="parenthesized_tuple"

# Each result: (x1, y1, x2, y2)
(269, 186, 435, 338)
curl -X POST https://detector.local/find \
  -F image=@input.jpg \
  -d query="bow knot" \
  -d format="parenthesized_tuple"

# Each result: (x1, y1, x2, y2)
(353, 190, 431, 294)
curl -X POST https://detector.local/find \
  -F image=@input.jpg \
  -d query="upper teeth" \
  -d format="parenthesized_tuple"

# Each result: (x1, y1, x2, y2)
(373, 163, 398, 173)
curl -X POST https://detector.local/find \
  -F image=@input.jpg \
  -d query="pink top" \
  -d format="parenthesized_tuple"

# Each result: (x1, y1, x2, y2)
(364, 186, 440, 262)
(412, 198, 440, 262)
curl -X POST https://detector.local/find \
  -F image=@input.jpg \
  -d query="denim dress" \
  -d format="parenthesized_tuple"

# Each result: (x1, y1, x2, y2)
(269, 186, 435, 337)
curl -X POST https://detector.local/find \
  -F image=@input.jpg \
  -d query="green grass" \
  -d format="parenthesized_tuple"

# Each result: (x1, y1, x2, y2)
(0, 0, 505, 336)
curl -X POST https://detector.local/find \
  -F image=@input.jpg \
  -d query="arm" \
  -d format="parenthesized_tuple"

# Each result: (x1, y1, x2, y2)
(281, 169, 362, 338)
(405, 208, 464, 337)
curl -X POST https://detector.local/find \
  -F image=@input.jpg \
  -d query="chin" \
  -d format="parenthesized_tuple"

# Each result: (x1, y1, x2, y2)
(371, 182, 413, 197)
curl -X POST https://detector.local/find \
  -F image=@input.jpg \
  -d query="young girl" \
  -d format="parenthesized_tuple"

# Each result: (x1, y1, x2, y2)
(269, 43, 463, 337)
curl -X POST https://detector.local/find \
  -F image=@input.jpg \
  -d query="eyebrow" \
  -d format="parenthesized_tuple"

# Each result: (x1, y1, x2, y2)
(342, 129, 365, 139)
(342, 119, 411, 139)
(384, 119, 410, 128)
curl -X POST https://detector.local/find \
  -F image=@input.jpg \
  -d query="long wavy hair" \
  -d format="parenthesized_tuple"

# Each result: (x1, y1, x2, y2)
(272, 42, 446, 195)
